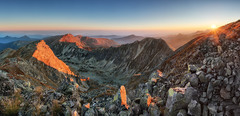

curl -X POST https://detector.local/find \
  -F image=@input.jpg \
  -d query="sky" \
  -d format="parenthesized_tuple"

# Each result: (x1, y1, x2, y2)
(0, 0, 240, 36)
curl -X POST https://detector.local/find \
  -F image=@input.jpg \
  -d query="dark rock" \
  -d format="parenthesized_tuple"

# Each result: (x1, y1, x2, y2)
(187, 100, 201, 116)
(197, 71, 207, 83)
(97, 107, 105, 115)
(226, 85, 231, 91)
(185, 87, 198, 103)
(211, 57, 224, 69)
(188, 65, 198, 73)
(189, 74, 199, 87)
(40, 105, 48, 113)
(109, 104, 117, 113)
(118, 111, 128, 116)
(213, 80, 221, 87)
(208, 103, 217, 115)
(225, 68, 232, 76)
(202, 105, 208, 116)
(148, 103, 161, 116)
(207, 82, 213, 99)
(166, 92, 187, 116)
(199, 98, 208, 104)
(220, 88, 231, 99)
(233, 109, 240, 116)
(85, 108, 97, 116)
(223, 78, 229, 85)
(177, 109, 187, 116)
(232, 97, 238, 104)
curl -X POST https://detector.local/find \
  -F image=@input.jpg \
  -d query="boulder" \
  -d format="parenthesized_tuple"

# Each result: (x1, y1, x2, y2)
(189, 74, 199, 87)
(177, 109, 187, 116)
(220, 88, 231, 99)
(188, 65, 198, 73)
(187, 100, 201, 116)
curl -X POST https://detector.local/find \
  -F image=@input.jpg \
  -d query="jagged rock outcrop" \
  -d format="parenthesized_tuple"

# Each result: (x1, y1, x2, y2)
(32, 40, 75, 75)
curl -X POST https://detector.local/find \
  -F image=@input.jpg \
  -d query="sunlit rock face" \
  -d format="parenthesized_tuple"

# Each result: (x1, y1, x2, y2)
(216, 19, 240, 39)
(59, 33, 85, 49)
(32, 40, 75, 75)
(58, 34, 118, 50)
(77, 36, 119, 49)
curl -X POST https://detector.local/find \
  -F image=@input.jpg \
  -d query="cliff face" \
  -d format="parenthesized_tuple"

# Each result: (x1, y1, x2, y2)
(32, 40, 75, 76)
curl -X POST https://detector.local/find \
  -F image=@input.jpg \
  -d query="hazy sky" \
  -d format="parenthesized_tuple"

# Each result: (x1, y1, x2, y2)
(0, 0, 239, 36)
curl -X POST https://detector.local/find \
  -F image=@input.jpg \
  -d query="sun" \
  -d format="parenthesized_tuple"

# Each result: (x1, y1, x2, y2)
(211, 24, 217, 29)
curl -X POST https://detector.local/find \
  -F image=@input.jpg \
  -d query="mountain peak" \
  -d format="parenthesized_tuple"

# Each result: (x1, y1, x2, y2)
(59, 33, 85, 49)
(19, 35, 31, 40)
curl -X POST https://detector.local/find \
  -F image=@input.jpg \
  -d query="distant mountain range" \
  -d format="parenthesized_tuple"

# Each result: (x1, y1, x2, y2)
(0, 40, 33, 51)
(112, 34, 145, 44)
(0, 35, 38, 43)
(161, 30, 210, 50)
(0, 35, 39, 51)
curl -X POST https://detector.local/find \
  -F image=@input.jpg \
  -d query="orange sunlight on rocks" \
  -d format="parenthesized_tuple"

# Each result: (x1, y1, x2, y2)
(84, 103, 90, 109)
(146, 93, 152, 107)
(120, 85, 129, 109)
(32, 40, 75, 76)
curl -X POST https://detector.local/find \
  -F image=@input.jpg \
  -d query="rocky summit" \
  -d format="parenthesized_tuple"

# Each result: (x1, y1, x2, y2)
(0, 20, 240, 116)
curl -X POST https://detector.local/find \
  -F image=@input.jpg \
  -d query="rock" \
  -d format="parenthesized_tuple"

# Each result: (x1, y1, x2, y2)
(208, 103, 217, 115)
(0, 76, 14, 96)
(202, 92, 207, 98)
(118, 111, 128, 116)
(232, 97, 238, 104)
(64, 107, 71, 116)
(199, 97, 208, 104)
(166, 91, 188, 116)
(85, 108, 97, 116)
(220, 88, 231, 99)
(197, 71, 207, 83)
(226, 68, 232, 76)
(213, 80, 221, 87)
(207, 82, 213, 99)
(223, 78, 228, 84)
(148, 103, 161, 116)
(177, 109, 187, 116)
(211, 57, 224, 69)
(229, 77, 234, 84)
(206, 74, 213, 82)
(188, 65, 198, 73)
(233, 109, 240, 116)
(207, 68, 212, 73)
(202, 105, 208, 116)
(187, 100, 201, 116)
(217, 46, 223, 54)
(140, 93, 150, 110)
(185, 87, 198, 103)
(40, 105, 48, 113)
(189, 74, 199, 87)
(217, 76, 224, 80)
(226, 85, 231, 91)
(132, 104, 141, 115)
(217, 112, 224, 116)
(109, 104, 117, 113)
(57, 82, 74, 95)
(97, 107, 105, 115)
